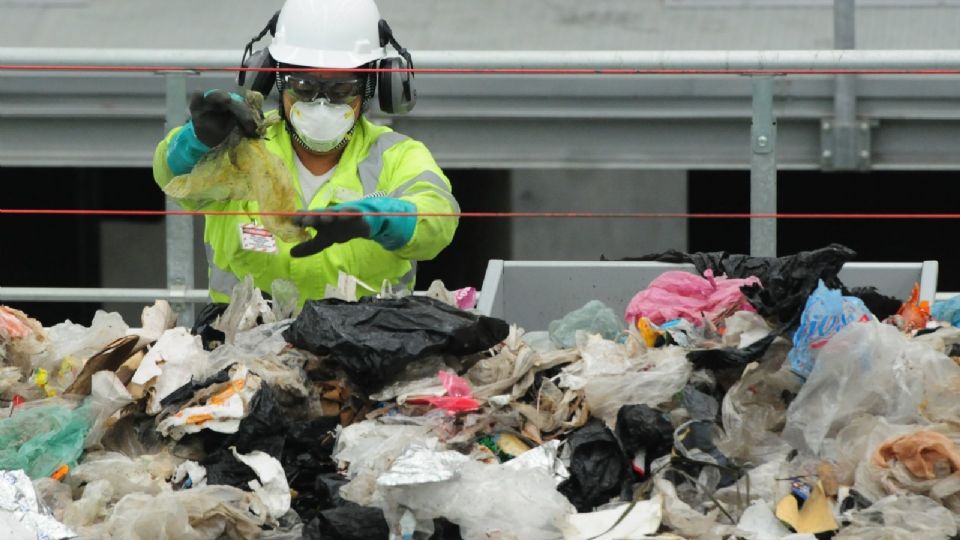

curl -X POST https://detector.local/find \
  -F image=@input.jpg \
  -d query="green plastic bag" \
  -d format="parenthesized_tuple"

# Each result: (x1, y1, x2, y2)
(0, 399, 91, 478)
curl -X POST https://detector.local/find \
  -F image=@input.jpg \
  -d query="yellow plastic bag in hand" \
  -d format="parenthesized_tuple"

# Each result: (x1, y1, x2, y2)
(163, 91, 309, 243)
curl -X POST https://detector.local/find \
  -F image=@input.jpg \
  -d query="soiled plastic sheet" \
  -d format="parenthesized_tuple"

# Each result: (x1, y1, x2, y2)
(132, 327, 209, 415)
(378, 446, 574, 540)
(562, 494, 663, 540)
(162, 91, 308, 244)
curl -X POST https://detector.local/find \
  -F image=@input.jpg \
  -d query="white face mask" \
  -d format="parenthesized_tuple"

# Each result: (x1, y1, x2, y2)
(288, 98, 356, 153)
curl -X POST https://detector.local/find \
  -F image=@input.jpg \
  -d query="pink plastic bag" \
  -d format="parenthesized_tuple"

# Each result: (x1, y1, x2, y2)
(413, 371, 481, 414)
(625, 270, 761, 326)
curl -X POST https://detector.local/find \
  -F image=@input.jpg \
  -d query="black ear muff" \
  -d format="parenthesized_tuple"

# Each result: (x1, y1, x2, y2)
(237, 11, 280, 96)
(238, 48, 278, 96)
(377, 56, 416, 114)
(376, 19, 417, 115)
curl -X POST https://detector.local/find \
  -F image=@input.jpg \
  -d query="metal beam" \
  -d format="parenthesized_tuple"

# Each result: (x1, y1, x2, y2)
(750, 77, 777, 257)
(163, 72, 196, 327)
(8, 48, 960, 70)
(0, 287, 209, 303)
(826, 0, 866, 170)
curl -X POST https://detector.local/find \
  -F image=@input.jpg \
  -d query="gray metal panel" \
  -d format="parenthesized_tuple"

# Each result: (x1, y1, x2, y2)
(477, 260, 938, 330)
(3, 68, 960, 169)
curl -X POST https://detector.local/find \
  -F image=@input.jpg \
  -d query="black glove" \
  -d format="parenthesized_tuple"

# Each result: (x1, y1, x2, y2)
(189, 90, 260, 147)
(290, 210, 371, 258)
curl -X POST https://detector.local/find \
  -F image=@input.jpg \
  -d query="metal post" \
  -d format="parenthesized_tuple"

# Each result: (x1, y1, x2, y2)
(750, 76, 777, 257)
(163, 72, 196, 327)
(830, 0, 865, 170)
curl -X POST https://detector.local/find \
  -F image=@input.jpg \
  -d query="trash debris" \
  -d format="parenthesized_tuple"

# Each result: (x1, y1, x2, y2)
(0, 469, 75, 540)
(284, 296, 510, 390)
(3, 248, 960, 539)
(886, 283, 931, 332)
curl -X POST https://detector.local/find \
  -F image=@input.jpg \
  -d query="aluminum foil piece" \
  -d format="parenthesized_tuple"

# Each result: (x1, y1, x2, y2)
(0, 469, 75, 540)
(376, 445, 470, 487)
(504, 439, 570, 486)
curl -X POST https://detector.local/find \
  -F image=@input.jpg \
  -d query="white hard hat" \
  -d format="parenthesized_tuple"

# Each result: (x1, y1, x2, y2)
(269, 0, 387, 68)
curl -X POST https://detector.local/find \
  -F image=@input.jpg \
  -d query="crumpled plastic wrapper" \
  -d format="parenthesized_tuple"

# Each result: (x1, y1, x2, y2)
(162, 91, 308, 244)
(0, 469, 75, 540)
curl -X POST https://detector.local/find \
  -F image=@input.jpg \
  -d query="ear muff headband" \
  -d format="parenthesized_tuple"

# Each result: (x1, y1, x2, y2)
(237, 11, 280, 95)
(376, 19, 417, 114)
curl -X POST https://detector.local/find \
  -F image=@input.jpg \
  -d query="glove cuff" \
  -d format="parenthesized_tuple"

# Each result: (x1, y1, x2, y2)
(166, 121, 211, 176)
(360, 198, 417, 251)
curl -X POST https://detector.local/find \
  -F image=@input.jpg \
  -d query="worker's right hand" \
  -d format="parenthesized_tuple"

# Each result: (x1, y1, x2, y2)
(189, 90, 260, 147)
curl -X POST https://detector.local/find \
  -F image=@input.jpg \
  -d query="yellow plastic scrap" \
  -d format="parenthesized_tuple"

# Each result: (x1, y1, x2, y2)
(162, 91, 309, 244)
(775, 480, 839, 534)
(636, 318, 663, 348)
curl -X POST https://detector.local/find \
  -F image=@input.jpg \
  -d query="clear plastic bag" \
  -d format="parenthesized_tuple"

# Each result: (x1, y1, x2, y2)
(378, 445, 574, 540)
(782, 321, 960, 455)
(548, 300, 624, 348)
(836, 494, 957, 539)
(581, 343, 692, 426)
(162, 92, 308, 244)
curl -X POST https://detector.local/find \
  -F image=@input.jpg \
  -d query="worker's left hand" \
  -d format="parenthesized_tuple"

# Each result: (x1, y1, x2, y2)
(290, 198, 417, 257)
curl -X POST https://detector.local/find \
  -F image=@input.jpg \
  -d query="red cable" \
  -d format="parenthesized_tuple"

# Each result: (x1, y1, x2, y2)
(3, 65, 960, 75)
(2, 209, 960, 219)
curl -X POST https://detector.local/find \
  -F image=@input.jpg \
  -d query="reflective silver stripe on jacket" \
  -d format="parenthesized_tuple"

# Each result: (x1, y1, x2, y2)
(388, 171, 461, 213)
(357, 132, 410, 195)
(205, 243, 239, 299)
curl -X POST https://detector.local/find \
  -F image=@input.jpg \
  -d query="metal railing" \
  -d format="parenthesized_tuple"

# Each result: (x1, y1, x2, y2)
(4, 43, 960, 321)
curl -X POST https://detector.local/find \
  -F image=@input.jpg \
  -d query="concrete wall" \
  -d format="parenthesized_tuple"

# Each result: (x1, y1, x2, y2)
(510, 170, 687, 261)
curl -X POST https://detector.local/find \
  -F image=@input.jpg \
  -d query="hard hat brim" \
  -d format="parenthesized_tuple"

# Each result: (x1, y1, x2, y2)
(269, 43, 386, 69)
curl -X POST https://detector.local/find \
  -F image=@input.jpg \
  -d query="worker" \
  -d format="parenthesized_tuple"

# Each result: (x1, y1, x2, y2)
(152, 0, 458, 304)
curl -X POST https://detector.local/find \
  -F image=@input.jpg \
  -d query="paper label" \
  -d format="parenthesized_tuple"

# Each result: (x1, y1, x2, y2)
(239, 223, 278, 253)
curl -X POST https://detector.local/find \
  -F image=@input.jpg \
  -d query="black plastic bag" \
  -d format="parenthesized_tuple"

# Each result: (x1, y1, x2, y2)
(302, 504, 390, 540)
(192, 302, 229, 351)
(199, 385, 288, 487)
(686, 334, 777, 370)
(615, 404, 674, 472)
(627, 244, 857, 328)
(284, 296, 509, 390)
(559, 418, 628, 512)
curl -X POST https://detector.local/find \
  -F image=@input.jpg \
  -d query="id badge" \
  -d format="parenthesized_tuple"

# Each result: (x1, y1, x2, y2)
(239, 223, 278, 254)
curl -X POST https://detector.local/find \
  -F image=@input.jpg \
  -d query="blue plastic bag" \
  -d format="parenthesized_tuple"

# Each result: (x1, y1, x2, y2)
(932, 294, 960, 327)
(788, 280, 874, 379)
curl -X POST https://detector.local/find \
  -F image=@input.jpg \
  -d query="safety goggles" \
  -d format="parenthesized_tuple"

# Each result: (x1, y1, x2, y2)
(280, 73, 364, 105)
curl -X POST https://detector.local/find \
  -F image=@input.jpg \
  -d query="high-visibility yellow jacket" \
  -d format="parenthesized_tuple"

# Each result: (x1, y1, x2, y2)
(153, 114, 459, 303)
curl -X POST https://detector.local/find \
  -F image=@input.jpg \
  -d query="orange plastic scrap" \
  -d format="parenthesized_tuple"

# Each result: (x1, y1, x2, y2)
(209, 378, 245, 406)
(186, 413, 216, 425)
(871, 431, 960, 480)
(896, 283, 931, 332)
(49, 464, 69, 481)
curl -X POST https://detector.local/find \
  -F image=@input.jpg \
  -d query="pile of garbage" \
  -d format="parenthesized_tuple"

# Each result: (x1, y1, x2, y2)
(2, 244, 960, 540)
